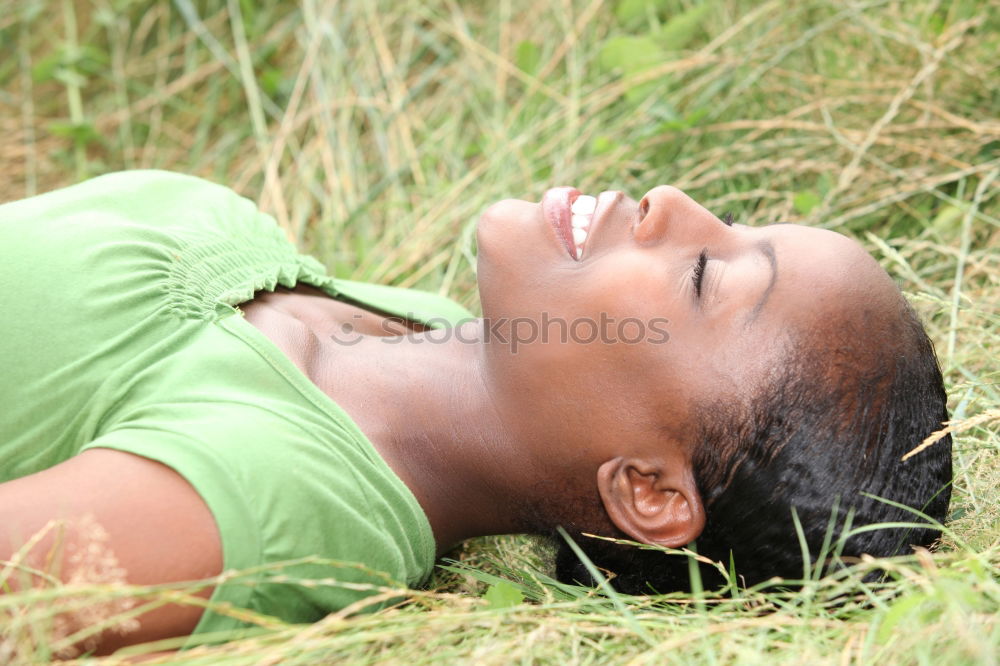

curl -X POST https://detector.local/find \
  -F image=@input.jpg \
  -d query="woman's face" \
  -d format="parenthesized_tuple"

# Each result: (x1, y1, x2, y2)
(475, 185, 899, 470)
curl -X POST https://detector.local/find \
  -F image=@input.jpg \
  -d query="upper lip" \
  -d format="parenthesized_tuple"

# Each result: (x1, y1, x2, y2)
(584, 190, 626, 258)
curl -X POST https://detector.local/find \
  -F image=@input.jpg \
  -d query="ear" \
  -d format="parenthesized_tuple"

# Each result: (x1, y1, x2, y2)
(596, 456, 705, 548)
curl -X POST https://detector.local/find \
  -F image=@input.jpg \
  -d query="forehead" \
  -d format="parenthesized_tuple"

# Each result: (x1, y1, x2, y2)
(769, 224, 876, 279)
(698, 225, 901, 387)
(758, 224, 898, 320)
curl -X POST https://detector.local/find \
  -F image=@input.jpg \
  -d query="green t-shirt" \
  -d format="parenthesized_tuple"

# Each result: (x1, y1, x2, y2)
(0, 170, 472, 640)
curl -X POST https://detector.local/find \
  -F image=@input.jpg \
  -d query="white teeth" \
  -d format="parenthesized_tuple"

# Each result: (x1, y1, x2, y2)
(572, 195, 597, 215)
(568, 194, 596, 260)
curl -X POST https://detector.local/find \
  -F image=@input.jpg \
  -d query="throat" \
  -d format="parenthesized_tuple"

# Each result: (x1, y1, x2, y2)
(240, 289, 515, 553)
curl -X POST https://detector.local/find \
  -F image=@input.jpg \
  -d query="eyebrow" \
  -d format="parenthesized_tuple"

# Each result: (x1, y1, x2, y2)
(746, 239, 777, 323)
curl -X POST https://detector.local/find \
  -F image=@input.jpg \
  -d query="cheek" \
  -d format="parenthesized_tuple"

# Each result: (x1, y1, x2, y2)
(480, 251, 690, 428)
(575, 256, 682, 331)
(485, 255, 678, 371)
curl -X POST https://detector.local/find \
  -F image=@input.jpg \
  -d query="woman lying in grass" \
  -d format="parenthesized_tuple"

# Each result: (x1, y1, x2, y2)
(0, 171, 952, 654)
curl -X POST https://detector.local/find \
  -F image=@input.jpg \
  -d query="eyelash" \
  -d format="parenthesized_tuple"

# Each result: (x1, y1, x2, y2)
(692, 250, 708, 298)
(692, 214, 733, 297)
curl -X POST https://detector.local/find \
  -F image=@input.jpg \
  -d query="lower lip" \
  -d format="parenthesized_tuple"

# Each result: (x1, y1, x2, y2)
(541, 186, 581, 260)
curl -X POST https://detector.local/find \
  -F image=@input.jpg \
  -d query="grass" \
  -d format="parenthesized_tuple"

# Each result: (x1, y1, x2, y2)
(1, 0, 998, 662)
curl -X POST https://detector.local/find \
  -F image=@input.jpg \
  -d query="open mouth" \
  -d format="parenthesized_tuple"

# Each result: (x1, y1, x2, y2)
(543, 187, 597, 261)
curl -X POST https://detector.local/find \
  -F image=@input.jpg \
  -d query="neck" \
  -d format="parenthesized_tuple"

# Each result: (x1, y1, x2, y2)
(313, 321, 530, 554)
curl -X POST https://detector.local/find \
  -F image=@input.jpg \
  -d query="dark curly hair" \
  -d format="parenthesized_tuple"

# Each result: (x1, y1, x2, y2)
(556, 298, 953, 592)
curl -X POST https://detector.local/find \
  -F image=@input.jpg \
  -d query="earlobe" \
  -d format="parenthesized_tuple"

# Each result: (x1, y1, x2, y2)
(597, 457, 706, 548)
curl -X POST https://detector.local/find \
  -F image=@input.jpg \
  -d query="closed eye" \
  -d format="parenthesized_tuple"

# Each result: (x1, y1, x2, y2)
(692, 250, 708, 298)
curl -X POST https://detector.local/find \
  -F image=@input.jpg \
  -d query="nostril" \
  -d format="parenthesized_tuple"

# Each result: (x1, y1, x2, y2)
(638, 196, 650, 223)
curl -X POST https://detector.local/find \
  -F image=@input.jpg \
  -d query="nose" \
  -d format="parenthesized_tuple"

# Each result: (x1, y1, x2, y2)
(633, 185, 712, 245)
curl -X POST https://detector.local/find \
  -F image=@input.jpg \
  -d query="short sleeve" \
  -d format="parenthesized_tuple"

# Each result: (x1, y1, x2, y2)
(83, 389, 430, 643)
(81, 425, 263, 639)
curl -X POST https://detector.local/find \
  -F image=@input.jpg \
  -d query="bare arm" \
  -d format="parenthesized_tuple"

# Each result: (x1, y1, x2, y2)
(0, 448, 222, 655)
